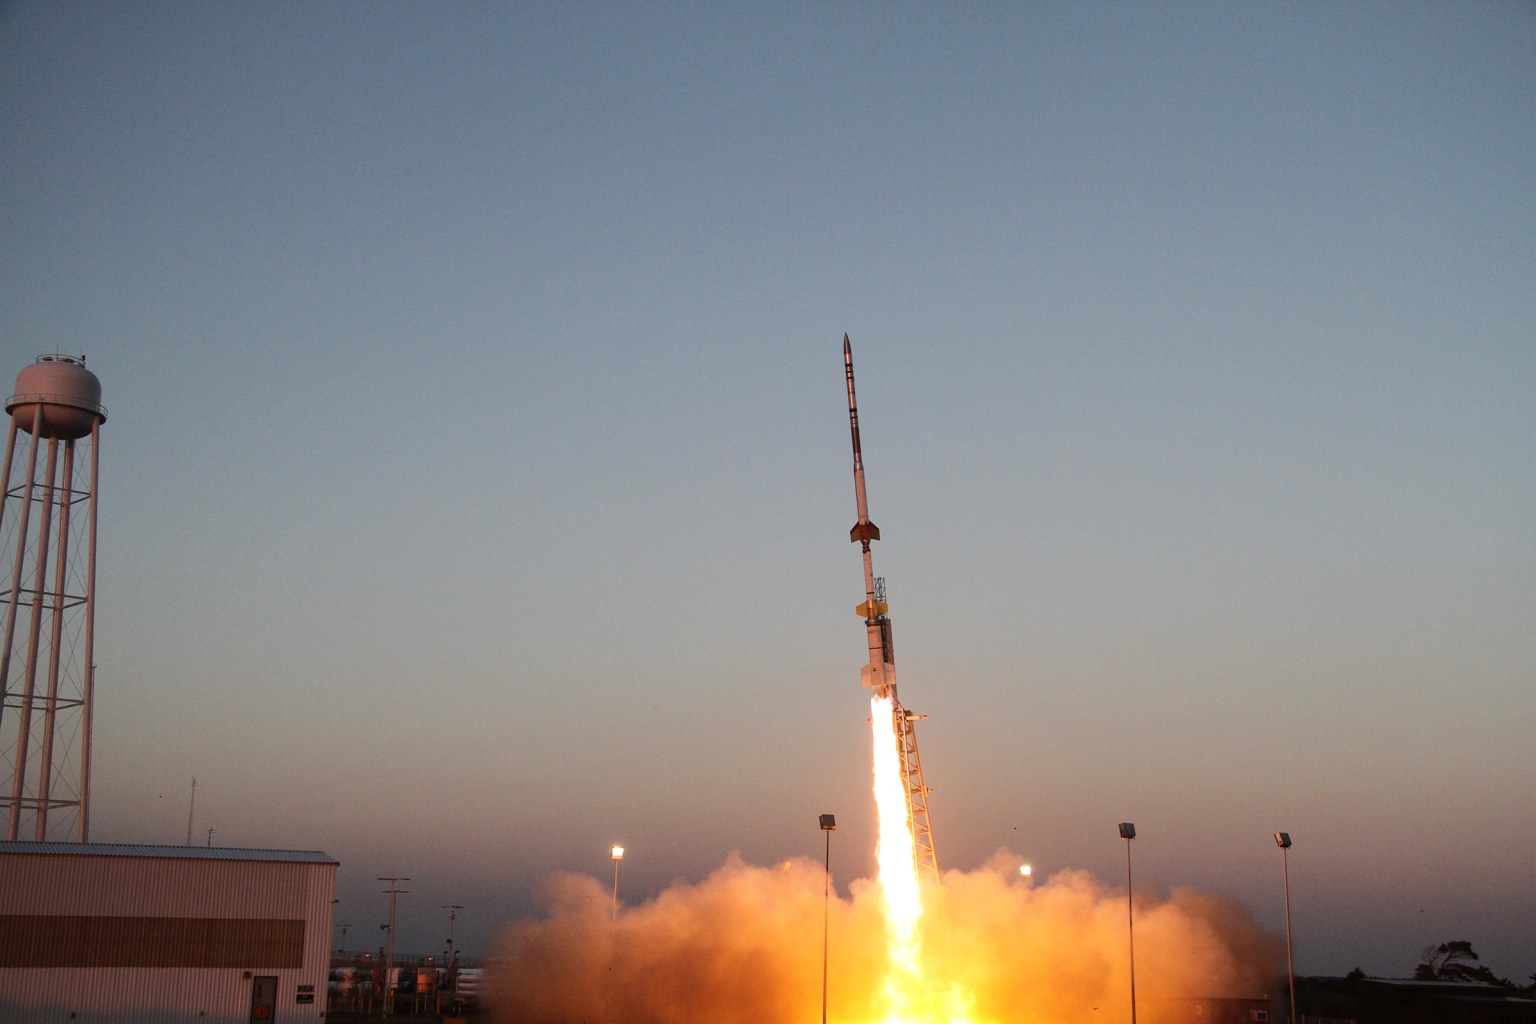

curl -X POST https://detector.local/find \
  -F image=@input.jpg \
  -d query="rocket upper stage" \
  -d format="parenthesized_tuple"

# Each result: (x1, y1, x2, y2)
(844, 334, 880, 545)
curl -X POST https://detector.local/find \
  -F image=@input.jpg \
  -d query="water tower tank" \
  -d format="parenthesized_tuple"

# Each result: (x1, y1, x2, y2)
(6, 354, 107, 440)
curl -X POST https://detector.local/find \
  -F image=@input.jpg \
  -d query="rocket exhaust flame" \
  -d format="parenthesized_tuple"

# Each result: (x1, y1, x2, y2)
(871, 693, 941, 1024)
(870, 697, 984, 1024)
(871, 693, 921, 960)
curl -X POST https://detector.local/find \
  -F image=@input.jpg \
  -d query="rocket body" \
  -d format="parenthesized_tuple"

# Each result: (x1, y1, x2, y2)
(844, 335, 896, 699)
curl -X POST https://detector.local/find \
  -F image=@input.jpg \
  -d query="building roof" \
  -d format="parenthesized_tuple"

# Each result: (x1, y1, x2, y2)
(0, 841, 337, 864)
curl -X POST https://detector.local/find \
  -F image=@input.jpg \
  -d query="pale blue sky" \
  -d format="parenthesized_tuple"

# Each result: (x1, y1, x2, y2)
(2, 1, 1532, 978)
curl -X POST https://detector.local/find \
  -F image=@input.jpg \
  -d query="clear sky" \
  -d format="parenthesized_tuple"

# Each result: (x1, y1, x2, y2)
(2, 0, 1532, 981)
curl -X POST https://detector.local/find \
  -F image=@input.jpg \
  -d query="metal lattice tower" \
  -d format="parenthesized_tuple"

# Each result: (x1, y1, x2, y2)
(0, 354, 106, 841)
(891, 694, 938, 883)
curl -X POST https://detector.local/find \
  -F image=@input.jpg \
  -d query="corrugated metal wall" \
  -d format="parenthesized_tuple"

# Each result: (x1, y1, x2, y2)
(0, 848, 336, 1024)
(0, 916, 306, 967)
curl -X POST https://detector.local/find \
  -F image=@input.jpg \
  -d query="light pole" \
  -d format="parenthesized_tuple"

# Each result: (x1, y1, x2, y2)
(819, 814, 837, 1024)
(611, 846, 624, 923)
(1275, 833, 1296, 1024)
(378, 877, 409, 1020)
(1118, 823, 1137, 1024)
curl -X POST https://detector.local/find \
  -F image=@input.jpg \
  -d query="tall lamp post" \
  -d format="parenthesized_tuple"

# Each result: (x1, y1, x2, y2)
(1118, 823, 1137, 1024)
(611, 846, 624, 924)
(819, 814, 837, 1024)
(378, 877, 409, 1021)
(1275, 833, 1296, 1024)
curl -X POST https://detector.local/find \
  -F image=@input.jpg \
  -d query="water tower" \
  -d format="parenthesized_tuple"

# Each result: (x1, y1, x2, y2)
(0, 354, 105, 841)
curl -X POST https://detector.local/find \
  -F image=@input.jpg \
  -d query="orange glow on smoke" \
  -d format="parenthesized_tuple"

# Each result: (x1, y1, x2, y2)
(485, 846, 1283, 1024)
(484, 714, 1285, 1024)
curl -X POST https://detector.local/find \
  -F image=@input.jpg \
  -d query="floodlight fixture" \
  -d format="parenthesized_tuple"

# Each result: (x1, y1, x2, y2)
(1274, 831, 1292, 849)
(819, 814, 837, 831)
(1118, 822, 1136, 840)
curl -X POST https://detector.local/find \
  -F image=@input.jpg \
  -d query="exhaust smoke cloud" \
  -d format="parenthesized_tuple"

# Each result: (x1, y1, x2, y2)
(486, 850, 1283, 1024)
(488, 338, 1280, 1022)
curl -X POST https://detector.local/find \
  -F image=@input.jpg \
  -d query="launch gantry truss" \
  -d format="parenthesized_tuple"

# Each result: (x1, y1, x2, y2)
(890, 693, 939, 884)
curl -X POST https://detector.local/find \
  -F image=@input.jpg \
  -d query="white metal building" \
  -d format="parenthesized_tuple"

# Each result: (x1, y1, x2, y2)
(0, 842, 337, 1023)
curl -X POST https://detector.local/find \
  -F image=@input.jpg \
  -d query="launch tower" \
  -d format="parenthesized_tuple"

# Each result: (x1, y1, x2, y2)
(844, 335, 938, 883)
(0, 354, 105, 841)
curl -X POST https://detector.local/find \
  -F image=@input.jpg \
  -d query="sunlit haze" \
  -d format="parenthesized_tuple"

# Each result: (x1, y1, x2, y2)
(1, 0, 1531, 989)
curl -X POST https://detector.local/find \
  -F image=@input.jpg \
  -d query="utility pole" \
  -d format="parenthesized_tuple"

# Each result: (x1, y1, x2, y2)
(378, 877, 409, 1020)
(443, 904, 464, 1001)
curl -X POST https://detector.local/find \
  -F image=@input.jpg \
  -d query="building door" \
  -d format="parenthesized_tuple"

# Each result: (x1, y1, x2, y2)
(249, 975, 278, 1022)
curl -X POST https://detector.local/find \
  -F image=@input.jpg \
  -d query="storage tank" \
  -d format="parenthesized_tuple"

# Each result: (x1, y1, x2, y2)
(6, 353, 106, 440)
